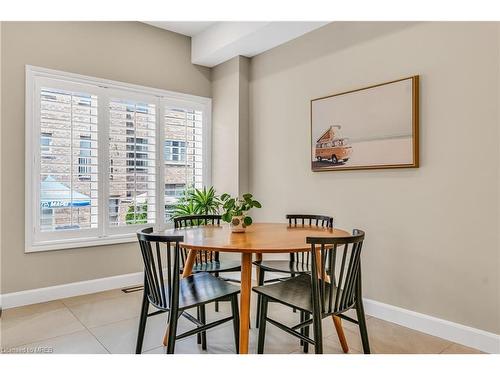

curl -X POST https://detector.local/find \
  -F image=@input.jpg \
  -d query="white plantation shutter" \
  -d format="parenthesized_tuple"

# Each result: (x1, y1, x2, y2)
(164, 105, 205, 222)
(109, 97, 156, 227)
(26, 66, 211, 252)
(38, 86, 99, 234)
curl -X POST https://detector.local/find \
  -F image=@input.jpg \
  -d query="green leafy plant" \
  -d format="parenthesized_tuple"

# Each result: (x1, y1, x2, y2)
(172, 186, 221, 218)
(190, 186, 221, 215)
(220, 193, 262, 227)
(126, 202, 148, 224)
(171, 192, 198, 217)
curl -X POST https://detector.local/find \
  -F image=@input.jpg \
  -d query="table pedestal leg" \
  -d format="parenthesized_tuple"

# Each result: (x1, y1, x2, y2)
(163, 249, 197, 346)
(239, 252, 253, 354)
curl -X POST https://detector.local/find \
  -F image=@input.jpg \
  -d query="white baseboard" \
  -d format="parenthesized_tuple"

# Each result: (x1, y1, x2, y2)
(263, 271, 499, 354)
(1, 272, 499, 354)
(0, 272, 143, 310)
(363, 298, 500, 354)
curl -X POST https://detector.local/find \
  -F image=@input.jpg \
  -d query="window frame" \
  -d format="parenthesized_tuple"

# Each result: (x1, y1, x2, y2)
(25, 65, 212, 253)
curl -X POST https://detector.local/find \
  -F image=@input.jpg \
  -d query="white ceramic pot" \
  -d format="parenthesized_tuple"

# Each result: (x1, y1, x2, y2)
(230, 215, 247, 233)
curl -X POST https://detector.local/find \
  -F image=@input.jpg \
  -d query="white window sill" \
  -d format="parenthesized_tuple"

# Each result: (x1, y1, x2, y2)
(25, 234, 139, 253)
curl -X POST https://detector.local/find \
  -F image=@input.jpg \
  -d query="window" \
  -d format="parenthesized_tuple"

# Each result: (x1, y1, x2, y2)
(40, 132, 55, 160)
(109, 98, 156, 227)
(165, 140, 186, 162)
(164, 183, 187, 222)
(163, 107, 205, 222)
(37, 86, 99, 237)
(108, 197, 120, 225)
(165, 183, 186, 198)
(78, 135, 92, 181)
(26, 66, 211, 252)
(40, 207, 53, 231)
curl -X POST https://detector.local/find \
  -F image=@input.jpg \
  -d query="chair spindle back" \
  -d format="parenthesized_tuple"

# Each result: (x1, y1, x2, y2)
(287, 214, 334, 265)
(137, 227, 184, 310)
(174, 215, 222, 267)
(307, 229, 365, 315)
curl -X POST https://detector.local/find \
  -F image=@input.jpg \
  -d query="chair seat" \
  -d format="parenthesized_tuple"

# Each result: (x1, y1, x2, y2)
(252, 274, 338, 313)
(153, 272, 240, 310)
(184, 260, 241, 274)
(253, 260, 311, 274)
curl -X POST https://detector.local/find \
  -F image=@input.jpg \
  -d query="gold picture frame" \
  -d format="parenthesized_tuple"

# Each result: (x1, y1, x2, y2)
(310, 76, 419, 172)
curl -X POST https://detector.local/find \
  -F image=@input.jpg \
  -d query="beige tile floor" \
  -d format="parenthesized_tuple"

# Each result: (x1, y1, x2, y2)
(0, 286, 483, 354)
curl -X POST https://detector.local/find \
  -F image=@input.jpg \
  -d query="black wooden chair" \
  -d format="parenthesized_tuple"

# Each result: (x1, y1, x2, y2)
(135, 227, 240, 354)
(253, 229, 370, 354)
(175, 214, 241, 313)
(254, 214, 333, 328)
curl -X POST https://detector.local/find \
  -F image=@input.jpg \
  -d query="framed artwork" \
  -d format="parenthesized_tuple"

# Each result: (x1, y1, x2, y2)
(310, 76, 419, 172)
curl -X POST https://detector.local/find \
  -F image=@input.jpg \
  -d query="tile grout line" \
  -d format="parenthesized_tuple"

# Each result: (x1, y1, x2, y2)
(59, 289, 140, 311)
(69, 308, 165, 334)
(3, 306, 88, 349)
(61, 293, 150, 332)
(62, 297, 174, 354)
(438, 341, 456, 354)
(63, 303, 111, 354)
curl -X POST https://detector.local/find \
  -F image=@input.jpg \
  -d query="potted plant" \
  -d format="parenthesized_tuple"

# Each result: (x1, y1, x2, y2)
(220, 193, 262, 233)
(172, 186, 221, 218)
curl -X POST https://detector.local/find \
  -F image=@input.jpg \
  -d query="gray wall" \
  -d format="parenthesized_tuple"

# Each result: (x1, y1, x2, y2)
(248, 22, 500, 334)
(211, 56, 250, 196)
(0, 22, 211, 293)
(211, 57, 240, 196)
(211, 56, 250, 263)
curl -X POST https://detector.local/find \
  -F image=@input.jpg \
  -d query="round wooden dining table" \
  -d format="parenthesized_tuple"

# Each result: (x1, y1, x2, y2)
(161, 222, 351, 354)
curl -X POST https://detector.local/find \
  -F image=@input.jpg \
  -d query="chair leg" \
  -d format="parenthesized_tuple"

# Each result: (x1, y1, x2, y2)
(196, 307, 201, 344)
(355, 300, 371, 354)
(166, 310, 179, 354)
(303, 312, 310, 353)
(257, 296, 269, 354)
(255, 269, 265, 328)
(312, 307, 323, 354)
(230, 294, 240, 354)
(214, 272, 220, 312)
(291, 272, 296, 313)
(300, 311, 305, 346)
(135, 291, 149, 354)
(200, 305, 207, 350)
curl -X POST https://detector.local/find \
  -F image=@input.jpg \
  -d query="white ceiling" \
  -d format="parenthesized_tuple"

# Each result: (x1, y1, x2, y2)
(145, 21, 216, 37)
(144, 21, 329, 67)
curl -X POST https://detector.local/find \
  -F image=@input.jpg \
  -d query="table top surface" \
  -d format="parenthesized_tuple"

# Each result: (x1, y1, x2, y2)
(160, 222, 351, 253)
